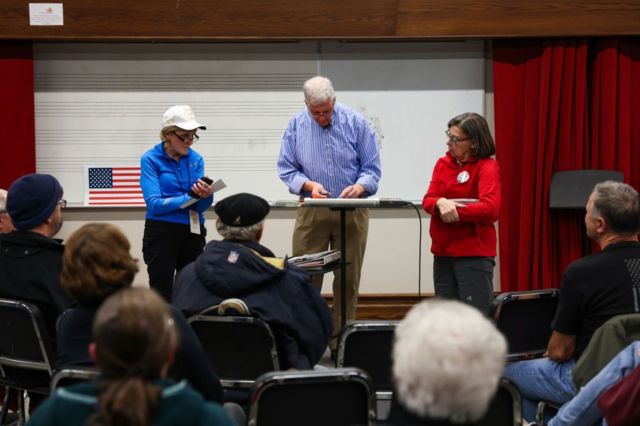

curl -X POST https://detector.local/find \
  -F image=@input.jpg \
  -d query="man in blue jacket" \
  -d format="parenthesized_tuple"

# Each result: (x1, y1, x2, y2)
(172, 192, 333, 370)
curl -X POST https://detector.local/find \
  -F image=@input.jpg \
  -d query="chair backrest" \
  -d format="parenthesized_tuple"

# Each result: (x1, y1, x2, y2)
(387, 377, 521, 426)
(490, 289, 559, 361)
(336, 320, 398, 394)
(188, 314, 280, 388)
(0, 298, 56, 392)
(50, 367, 99, 393)
(248, 367, 375, 426)
(476, 377, 523, 426)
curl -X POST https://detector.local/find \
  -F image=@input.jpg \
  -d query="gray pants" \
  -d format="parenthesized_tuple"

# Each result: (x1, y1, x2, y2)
(433, 256, 495, 315)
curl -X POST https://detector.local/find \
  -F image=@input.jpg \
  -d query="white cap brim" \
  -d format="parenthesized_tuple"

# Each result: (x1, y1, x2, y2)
(175, 120, 206, 131)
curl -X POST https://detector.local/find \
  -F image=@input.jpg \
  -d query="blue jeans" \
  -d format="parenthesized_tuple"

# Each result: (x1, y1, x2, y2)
(548, 341, 640, 426)
(503, 357, 577, 422)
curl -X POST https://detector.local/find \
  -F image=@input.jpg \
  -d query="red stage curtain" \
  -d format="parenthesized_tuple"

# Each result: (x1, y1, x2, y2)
(494, 38, 640, 292)
(0, 42, 36, 189)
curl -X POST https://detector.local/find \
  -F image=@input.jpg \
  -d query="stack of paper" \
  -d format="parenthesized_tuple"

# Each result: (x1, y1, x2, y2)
(288, 249, 341, 270)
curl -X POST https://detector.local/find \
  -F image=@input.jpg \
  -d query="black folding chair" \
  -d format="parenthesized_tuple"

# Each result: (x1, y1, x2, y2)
(49, 367, 99, 393)
(0, 298, 56, 424)
(386, 377, 522, 426)
(336, 320, 398, 420)
(248, 367, 375, 426)
(188, 314, 280, 390)
(490, 289, 560, 361)
(476, 377, 523, 426)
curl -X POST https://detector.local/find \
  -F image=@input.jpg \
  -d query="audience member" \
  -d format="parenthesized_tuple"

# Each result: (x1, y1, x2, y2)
(0, 188, 15, 233)
(27, 287, 234, 426)
(0, 173, 74, 340)
(55, 223, 225, 405)
(390, 299, 507, 425)
(547, 341, 640, 425)
(598, 347, 640, 426)
(504, 181, 640, 422)
(172, 192, 333, 370)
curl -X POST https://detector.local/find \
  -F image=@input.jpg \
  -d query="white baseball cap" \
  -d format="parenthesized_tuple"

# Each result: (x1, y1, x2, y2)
(162, 105, 206, 131)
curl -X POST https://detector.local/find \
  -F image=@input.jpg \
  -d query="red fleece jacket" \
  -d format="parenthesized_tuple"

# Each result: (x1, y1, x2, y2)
(422, 152, 500, 257)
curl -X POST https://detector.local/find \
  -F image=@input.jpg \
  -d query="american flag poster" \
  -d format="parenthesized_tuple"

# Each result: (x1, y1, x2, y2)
(84, 166, 146, 206)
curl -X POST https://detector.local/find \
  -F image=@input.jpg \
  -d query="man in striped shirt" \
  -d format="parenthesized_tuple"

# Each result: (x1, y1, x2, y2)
(277, 76, 381, 352)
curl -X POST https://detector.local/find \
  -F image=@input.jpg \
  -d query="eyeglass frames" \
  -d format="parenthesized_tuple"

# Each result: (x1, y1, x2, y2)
(445, 129, 472, 145)
(172, 132, 199, 143)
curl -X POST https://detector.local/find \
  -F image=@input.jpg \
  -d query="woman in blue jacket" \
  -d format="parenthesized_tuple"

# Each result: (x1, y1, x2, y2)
(140, 105, 214, 301)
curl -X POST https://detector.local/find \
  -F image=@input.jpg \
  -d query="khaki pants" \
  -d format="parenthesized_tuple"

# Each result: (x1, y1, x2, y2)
(293, 207, 369, 346)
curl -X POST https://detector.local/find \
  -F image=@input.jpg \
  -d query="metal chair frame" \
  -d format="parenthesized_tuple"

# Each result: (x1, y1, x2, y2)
(49, 367, 99, 393)
(490, 289, 560, 361)
(0, 298, 56, 424)
(188, 314, 280, 389)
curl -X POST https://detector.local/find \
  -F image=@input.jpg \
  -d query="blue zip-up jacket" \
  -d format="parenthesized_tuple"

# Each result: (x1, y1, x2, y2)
(140, 142, 213, 225)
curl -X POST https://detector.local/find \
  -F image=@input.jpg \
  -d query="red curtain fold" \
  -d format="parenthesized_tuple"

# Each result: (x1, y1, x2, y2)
(0, 42, 36, 189)
(494, 38, 640, 292)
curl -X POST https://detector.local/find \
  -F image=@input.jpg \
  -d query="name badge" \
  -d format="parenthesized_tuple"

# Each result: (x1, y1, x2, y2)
(189, 210, 201, 235)
(457, 171, 470, 183)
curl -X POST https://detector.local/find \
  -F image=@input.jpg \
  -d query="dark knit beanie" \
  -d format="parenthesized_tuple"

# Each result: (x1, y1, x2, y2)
(214, 193, 270, 227)
(7, 173, 63, 231)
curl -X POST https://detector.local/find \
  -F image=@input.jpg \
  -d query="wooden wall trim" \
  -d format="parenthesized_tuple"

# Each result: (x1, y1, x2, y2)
(3, 0, 640, 40)
(325, 293, 431, 321)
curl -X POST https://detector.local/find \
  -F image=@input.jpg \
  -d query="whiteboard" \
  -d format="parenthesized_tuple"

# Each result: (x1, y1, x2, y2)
(33, 41, 484, 204)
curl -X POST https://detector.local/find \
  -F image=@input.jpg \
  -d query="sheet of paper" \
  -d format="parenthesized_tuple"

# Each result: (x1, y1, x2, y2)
(189, 210, 200, 235)
(29, 3, 64, 26)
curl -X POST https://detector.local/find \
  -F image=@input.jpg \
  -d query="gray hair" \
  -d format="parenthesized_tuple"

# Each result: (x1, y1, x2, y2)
(216, 220, 263, 241)
(393, 299, 507, 423)
(591, 181, 640, 235)
(0, 189, 7, 211)
(303, 76, 336, 105)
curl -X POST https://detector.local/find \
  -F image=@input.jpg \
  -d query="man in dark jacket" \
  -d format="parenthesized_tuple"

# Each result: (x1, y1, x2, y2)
(172, 192, 333, 369)
(0, 173, 75, 341)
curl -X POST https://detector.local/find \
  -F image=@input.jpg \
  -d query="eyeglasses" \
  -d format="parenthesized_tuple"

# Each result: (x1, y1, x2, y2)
(307, 101, 334, 118)
(309, 109, 333, 118)
(172, 132, 199, 143)
(58, 199, 67, 209)
(446, 129, 472, 145)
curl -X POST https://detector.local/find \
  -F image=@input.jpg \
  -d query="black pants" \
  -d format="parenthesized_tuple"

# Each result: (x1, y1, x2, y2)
(433, 256, 495, 315)
(142, 219, 206, 301)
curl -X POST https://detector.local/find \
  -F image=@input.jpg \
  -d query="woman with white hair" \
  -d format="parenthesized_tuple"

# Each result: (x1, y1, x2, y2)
(390, 299, 507, 425)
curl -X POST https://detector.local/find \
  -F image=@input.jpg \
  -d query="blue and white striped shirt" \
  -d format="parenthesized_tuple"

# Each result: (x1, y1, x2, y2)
(277, 102, 381, 197)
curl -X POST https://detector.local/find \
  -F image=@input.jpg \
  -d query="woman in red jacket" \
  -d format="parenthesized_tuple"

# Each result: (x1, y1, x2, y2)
(422, 113, 500, 315)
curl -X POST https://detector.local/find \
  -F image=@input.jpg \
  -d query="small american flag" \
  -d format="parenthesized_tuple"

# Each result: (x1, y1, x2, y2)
(84, 166, 146, 206)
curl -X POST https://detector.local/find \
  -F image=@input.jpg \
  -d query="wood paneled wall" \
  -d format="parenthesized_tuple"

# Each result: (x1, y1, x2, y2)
(4, 0, 640, 40)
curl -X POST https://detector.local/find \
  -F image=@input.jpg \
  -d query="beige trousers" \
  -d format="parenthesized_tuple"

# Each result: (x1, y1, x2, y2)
(293, 207, 369, 344)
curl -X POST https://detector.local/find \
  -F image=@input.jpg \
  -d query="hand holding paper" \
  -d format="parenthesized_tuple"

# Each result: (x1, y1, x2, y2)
(181, 178, 226, 209)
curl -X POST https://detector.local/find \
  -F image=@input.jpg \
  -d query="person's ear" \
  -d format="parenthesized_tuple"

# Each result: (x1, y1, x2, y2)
(88, 342, 97, 362)
(256, 223, 264, 242)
